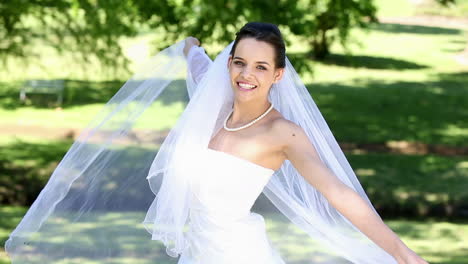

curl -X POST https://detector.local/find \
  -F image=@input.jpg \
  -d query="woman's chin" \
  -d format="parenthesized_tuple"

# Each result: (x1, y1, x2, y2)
(233, 89, 256, 99)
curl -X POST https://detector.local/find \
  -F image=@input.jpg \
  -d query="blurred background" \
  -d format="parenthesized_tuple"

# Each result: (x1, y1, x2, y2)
(0, 0, 467, 263)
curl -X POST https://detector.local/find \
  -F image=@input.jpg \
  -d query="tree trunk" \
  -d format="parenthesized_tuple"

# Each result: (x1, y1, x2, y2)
(311, 29, 330, 60)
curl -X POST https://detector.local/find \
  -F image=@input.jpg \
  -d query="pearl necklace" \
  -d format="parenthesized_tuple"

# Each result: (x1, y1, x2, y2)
(223, 103, 274, 132)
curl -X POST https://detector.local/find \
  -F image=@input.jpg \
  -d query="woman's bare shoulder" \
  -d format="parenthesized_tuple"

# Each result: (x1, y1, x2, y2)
(268, 110, 306, 143)
(268, 110, 318, 160)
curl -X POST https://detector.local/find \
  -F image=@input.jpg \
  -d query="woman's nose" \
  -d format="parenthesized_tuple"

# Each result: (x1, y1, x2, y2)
(241, 66, 253, 77)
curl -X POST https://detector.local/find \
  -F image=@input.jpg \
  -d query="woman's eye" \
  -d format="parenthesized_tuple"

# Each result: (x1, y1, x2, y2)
(234, 61, 243, 66)
(257, 66, 267, 70)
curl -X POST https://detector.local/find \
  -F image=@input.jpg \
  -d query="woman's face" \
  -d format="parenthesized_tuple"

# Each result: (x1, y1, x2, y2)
(227, 38, 284, 102)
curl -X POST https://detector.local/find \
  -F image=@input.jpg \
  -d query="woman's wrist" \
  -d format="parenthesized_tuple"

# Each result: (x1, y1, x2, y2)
(392, 240, 421, 263)
(391, 239, 409, 258)
(183, 37, 200, 57)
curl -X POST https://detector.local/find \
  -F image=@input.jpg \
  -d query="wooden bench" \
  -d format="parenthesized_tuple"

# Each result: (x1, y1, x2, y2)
(19, 79, 65, 105)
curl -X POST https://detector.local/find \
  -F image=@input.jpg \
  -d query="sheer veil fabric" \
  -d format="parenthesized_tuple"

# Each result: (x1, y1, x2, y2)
(5, 40, 397, 263)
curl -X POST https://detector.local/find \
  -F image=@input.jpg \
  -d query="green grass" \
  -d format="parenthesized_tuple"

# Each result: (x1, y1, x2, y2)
(1, 138, 466, 215)
(374, 0, 468, 18)
(1, 2, 467, 262)
(1, 206, 467, 264)
(1, 10, 467, 246)
(0, 206, 173, 264)
(0, 100, 186, 130)
(302, 23, 467, 146)
(1, 23, 467, 146)
(374, 0, 415, 17)
(387, 220, 468, 264)
(0, 34, 156, 82)
(415, 0, 468, 18)
(349, 153, 468, 217)
(267, 215, 468, 264)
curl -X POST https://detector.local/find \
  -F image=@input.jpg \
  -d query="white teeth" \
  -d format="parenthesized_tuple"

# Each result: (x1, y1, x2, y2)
(238, 82, 257, 89)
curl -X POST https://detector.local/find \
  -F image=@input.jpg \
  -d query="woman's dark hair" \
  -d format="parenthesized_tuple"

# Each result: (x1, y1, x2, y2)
(230, 22, 286, 69)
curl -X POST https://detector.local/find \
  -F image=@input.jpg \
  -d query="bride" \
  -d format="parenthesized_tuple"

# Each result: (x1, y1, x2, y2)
(5, 22, 428, 264)
(176, 22, 427, 264)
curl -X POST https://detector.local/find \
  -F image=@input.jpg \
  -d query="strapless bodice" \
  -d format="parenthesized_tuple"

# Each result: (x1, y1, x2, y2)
(189, 148, 274, 219)
(179, 148, 284, 264)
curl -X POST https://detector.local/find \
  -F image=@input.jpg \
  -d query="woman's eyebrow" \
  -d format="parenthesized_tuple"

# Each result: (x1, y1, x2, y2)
(233, 56, 271, 66)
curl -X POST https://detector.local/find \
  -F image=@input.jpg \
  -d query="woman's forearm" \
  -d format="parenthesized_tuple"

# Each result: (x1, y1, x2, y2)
(328, 186, 410, 260)
(292, 155, 410, 260)
(284, 117, 427, 263)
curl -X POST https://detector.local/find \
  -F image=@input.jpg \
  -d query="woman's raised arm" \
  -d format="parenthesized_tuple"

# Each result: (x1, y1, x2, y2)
(275, 119, 428, 264)
(183, 37, 213, 99)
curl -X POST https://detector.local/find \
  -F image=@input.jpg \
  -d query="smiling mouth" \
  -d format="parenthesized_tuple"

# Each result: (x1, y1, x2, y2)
(237, 82, 257, 91)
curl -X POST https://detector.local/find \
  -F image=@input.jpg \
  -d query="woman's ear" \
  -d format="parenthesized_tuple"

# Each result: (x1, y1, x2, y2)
(227, 55, 232, 69)
(273, 68, 285, 83)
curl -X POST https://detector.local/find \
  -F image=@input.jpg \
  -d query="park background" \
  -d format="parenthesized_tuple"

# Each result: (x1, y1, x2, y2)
(0, 0, 467, 263)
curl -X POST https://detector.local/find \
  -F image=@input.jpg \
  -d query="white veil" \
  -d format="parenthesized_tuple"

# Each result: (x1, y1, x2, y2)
(5, 39, 397, 263)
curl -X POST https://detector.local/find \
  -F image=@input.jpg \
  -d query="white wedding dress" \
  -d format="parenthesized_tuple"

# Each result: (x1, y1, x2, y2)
(177, 148, 286, 264)
(173, 45, 284, 263)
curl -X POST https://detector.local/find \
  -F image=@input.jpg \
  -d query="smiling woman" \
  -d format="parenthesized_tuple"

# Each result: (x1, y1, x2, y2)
(5, 22, 427, 264)
(229, 38, 283, 100)
(176, 22, 428, 264)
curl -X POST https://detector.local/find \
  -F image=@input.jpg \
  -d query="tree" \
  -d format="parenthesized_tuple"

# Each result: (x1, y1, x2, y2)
(0, 0, 140, 66)
(282, 0, 378, 59)
(136, 0, 378, 60)
(435, 0, 456, 5)
(1, 0, 378, 66)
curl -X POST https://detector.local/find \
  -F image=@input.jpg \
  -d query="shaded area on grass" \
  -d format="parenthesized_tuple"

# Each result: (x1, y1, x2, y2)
(348, 153, 468, 218)
(321, 53, 429, 70)
(0, 206, 27, 245)
(372, 22, 462, 35)
(0, 206, 27, 264)
(308, 73, 468, 147)
(1, 69, 467, 147)
(0, 79, 188, 110)
(1, 206, 467, 264)
(0, 138, 180, 263)
(0, 139, 72, 205)
(386, 220, 468, 264)
(0, 206, 176, 264)
(0, 80, 123, 110)
(1, 139, 467, 218)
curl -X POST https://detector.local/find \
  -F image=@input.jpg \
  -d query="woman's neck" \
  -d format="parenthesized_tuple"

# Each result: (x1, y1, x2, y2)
(229, 99, 271, 126)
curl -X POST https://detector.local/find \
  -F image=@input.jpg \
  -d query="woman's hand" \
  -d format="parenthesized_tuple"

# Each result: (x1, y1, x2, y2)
(183, 36, 200, 57)
(394, 247, 429, 264)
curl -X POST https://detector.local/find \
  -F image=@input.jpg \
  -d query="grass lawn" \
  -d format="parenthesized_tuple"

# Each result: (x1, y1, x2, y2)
(1, 206, 467, 264)
(1, 137, 466, 216)
(0, 1, 467, 263)
(1, 13, 467, 147)
(375, 0, 468, 17)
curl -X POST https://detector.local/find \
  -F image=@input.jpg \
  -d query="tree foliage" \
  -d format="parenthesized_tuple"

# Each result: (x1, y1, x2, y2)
(435, 0, 456, 6)
(1, 0, 378, 66)
(137, 0, 378, 59)
(0, 0, 140, 66)
(283, 0, 378, 59)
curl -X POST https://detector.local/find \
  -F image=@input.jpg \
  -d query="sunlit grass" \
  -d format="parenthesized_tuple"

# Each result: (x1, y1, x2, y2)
(266, 217, 468, 264)
(374, 0, 415, 17)
(0, 99, 186, 130)
(387, 220, 468, 264)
